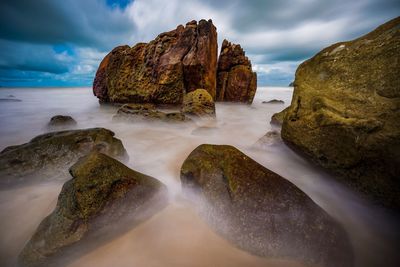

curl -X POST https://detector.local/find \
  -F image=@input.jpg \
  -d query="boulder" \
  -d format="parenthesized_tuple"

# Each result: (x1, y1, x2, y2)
(289, 82, 294, 87)
(281, 17, 400, 210)
(93, 19, 217, 104)
(0, 128, 127, 187)
(113, 103, 191, 123)
(19, 152, 167, 267)
(181, 89, 216, 117)
(180, 144, 353, 267)
(216, 39, 257, 103)
(47, 115, 77, 129)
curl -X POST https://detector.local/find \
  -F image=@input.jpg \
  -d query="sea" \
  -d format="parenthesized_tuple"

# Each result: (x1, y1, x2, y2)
(0, 87, 398, 267)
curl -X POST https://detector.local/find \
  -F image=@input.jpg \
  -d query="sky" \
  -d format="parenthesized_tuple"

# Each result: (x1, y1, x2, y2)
(0, 0, 399, 87)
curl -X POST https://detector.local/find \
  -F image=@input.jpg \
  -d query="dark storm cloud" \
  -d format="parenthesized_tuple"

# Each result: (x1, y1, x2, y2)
(0, 0, 135, 50)
(0, 0, 398, 86)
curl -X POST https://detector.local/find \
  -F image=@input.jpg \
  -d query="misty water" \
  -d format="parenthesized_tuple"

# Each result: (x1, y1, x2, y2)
(0, 87, 399, 267)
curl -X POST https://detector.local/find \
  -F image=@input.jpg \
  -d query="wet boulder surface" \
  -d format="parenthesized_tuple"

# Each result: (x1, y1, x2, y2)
(0, 128, 128, 187)
(281, 17, 400, 210)
(18, 152, 167, 267)
(180, 144, 353, 267)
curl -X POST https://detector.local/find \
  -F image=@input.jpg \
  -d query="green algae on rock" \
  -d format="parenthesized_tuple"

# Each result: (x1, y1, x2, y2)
(18, 152, 167, 267)
(180, 144, 353, 267)
(0, 128, 128, 187)
(182, 89, 216, 117)
(281, 17, 400, 210)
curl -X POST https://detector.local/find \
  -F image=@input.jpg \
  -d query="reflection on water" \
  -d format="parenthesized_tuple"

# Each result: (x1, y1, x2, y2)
(0, 87, 398, 267)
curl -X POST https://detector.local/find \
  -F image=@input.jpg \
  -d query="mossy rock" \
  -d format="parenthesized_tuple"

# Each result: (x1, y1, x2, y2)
(18, 152, 167, 267)
(0, 128, 128, 187)
(180, 144, 353, 267)
(181, 89, 216, 117)
(281, 17, 400, 210)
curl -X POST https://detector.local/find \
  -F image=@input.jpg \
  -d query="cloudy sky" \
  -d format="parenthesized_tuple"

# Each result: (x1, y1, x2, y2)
(0, 0, 399, 87)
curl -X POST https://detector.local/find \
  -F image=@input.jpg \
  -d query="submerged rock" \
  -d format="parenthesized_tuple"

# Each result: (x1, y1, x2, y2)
(19, 152, 167, 267)
(93, 19, 217, 104)
(0, 128, 127, 187)
(281, 17, 400, 210)
(262, 99, 284, 104)
(113, 103, 191, 123)
(191, 126, 218, 136)
(182, 89, 215, 117)
(47, 115, 77, 129)
(216, 39, 257, 103)
(180, 144, 353, 267)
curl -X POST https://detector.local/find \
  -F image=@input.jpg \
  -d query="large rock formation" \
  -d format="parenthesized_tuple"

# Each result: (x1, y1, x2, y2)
(19, 152, 167, 267)
(180, 144, 353, 267)
(216, 39, 257, 103)
(0, 128, 127, 187)
(93, 19, 217, 104)
(281, 17, 400, 210)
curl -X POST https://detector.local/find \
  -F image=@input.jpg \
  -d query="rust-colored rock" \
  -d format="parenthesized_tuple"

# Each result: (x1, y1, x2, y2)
(216, 39, 257, 104)
(93, 19, 217, 104)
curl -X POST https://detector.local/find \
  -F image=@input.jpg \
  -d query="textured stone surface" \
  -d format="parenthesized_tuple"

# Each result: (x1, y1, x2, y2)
(113, 103, 191, 123)
(281, 17, 400, 210)
(19, 153, 167, 267)
(181, 89, 215, 117)
(93, 19, 217, 104)
(0, 128, 128, 187)
(181, 144, 353, 267)
(216, 39, 257, 103)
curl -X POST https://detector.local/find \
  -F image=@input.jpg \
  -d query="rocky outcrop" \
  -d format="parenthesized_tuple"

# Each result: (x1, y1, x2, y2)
(180, 144, 353, 267)
(181, 89, 215, 117)
(0, 128, 127, 187)
(289, 81, 294, 87)
(47, 115, 77, 129)
(19, 152, 167, 267)
(93, 19, 217, 104)
(216, 39, 257, 104)
(281, 17, 400, 210)
(113, 103, 191, 123)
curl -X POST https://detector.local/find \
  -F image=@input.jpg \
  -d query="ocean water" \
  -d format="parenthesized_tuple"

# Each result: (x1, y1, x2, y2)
(0, 87, 398, 267)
